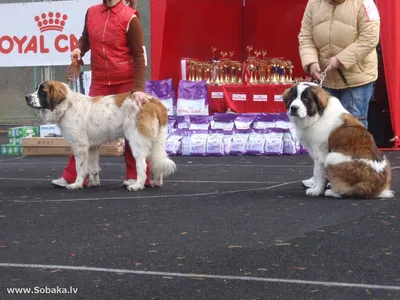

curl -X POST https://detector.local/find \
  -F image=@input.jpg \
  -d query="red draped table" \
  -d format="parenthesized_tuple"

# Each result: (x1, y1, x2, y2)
(207, 84, 292, 114)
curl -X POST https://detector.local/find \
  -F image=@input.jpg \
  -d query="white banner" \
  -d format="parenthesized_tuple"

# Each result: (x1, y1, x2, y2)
(0, 0, 98, 67)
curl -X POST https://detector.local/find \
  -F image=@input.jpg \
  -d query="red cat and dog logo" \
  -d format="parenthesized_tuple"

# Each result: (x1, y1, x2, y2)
(0, 12, 78, 55)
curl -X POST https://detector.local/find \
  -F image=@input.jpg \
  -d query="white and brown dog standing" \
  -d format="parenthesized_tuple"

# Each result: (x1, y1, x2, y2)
(283, 82, 393, 199)
(25, 80, 176, 191)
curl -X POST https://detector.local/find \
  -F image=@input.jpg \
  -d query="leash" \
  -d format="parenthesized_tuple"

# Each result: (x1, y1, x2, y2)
(318, 66, 329, 88)
(66, 57, 83, 84)
(337, 68, 357, 117)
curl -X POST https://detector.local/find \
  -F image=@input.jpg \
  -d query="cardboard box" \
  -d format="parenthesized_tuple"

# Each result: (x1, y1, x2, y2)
(0, 144, 23, 156)
(8, 126, 39, 138)
(22, 138, 124, 156)
(39, 124, 62, 138)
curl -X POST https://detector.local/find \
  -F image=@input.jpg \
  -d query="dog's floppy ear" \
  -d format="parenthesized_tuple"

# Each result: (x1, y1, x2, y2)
(46, 81, 68, 110)
(308, 86, 329, 115)
(282, 85, 295, 109)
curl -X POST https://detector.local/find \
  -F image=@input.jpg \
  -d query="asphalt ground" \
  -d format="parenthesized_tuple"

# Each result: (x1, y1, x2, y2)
(0, 133, 399, 300)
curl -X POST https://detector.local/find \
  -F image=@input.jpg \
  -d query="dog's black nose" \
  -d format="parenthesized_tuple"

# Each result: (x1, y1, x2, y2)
(290, 105, 299, 115)
(25, 96, 30, 103)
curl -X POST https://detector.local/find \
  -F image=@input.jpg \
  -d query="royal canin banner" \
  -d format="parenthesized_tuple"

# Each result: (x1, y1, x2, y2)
(0, 0, 98, 67)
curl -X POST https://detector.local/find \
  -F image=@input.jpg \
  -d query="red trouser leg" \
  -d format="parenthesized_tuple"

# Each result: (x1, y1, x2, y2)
(124, 139, 151, 185)
(61, 155, 77, 183)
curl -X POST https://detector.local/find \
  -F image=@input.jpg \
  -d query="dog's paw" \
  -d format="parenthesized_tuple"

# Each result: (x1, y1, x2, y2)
(150, 179, 163, 188)
(123, 179, 136, 188)
(306, 187, 324, 196)
(302, 178, 315, 188)
(88, 181, 100, 188)
(324, 189, 342, 198)
(88, 174, 100, 188)
(126, 182, 145, 192)
(66, 183, 83, 190)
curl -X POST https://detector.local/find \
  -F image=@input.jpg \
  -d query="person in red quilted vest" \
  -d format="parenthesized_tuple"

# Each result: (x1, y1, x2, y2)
(51, 0, 152, 189)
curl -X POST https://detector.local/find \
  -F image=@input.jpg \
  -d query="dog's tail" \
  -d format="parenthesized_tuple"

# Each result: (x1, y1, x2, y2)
(148, 124, 176, 178)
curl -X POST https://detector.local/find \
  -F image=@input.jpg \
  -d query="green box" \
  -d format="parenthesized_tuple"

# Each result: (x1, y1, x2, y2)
(8, 126, 40, 138)
(0, 144, 23, 156)
(9, 137, 23, 145)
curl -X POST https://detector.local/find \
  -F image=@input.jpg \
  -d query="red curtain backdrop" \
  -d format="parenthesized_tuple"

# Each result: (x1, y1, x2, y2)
(150, 0, 167, 81)
(376, 0, 400, 149)
(150, 0, 243, 92)
(243, 0, 308, 79)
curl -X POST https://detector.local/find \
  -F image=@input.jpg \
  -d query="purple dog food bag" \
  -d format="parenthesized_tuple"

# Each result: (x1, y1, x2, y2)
(206, 129, 225, 156)
(189, 115, 212, 130)
(179, 129, 192, 155)
(264, 128, 284, 156)
(166, 130, 184, 156)
(145, 79, 176, 115)
(189, 130, 209, 156)
(212, 113, 237, 131)
(223, 130, 234, 155)
(275, 112, 297, 134)
(230, 129, 251, 155)
(246, 129, 267, 155)
(167, 116, 177, 137)
(177, 80, 209, 116)
(275, 120, 301, 155)
(282, 129, 301, 155)
(253, 113, 277, 130)
(234, 114, 257, 130)
(276, 112, 290, 122)
(175, 115, 191, 129)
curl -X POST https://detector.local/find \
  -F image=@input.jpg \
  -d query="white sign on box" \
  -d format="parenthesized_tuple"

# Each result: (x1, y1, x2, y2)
(40, 124, 62, 138)
(274, 95, 283, 102)
(0, 0, 98, 67)
(253, 94, 268, 102)
(211, 92, 223, 99)
(232, 94, 246, 101)
(176, 98, 208, 116)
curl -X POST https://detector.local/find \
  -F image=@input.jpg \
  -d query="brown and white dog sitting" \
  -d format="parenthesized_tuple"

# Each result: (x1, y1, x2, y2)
(283, 82, 394, 199)
(25, 80, 176, 191)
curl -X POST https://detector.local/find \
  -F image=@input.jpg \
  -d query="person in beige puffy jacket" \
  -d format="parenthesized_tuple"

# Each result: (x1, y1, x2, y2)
(298, 0, 380, 128)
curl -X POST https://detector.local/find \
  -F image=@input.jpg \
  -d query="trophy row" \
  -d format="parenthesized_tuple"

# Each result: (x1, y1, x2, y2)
(184, 47, 295, 85)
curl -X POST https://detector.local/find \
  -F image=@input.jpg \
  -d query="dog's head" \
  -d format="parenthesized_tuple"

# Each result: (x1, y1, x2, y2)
(25, 81, 69, 110)
(282, 82, 329, 120)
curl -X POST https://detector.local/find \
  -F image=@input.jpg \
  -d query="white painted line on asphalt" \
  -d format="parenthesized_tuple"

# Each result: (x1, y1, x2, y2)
(0, 161, 313, 168)
(0, 177, 281, 184)
(1, 263, 400, 291)
(7, 180, 300, 203)
(0, 156, 25, 163)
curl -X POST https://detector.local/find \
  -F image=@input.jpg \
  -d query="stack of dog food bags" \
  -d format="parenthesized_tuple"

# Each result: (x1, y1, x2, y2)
(165, 113, 303, 157)
(0, 126, 39, 156)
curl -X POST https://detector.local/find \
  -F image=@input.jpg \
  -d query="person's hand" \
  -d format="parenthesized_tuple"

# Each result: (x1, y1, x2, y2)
(326, 56, 342, 72)
(309, 62, 321, 81)
(70, 48, 81, 61)
(131, 91, 150, 108)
